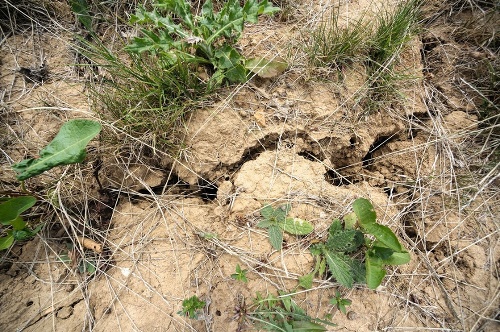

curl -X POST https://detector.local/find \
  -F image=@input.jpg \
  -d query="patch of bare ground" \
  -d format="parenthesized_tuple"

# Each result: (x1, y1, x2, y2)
(1, 0, 498, 331)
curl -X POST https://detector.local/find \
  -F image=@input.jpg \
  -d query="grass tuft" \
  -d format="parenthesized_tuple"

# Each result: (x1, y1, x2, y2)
(78, 38, 213, 152)
(305, 6, 369, 70)
(369, 0, 422, 69)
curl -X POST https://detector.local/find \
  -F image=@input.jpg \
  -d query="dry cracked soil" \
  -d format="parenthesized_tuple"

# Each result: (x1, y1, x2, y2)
(0, 0, 498, 331)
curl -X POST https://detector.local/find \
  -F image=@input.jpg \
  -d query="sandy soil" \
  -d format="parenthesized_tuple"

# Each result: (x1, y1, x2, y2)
(0, 0, 498, 331)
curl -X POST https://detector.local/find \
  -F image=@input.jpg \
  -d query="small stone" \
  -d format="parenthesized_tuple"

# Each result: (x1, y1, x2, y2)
(254, 109, 266, 127)
(65, 284, 75, 292)
(217, 181, 233, 204)
(57, 306, 73, 319)
(347, 311, 357, 320)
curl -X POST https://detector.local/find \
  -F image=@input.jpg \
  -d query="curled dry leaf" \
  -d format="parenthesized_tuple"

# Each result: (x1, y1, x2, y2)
(245, 57, 288, 78)
(76, 236, 103, 253)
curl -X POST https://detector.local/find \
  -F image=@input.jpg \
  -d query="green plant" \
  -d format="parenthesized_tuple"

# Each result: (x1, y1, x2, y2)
(257, 204, 314, 250)
(0, 196, 41, 250)
(126, 0, 284, 85)
(301, 198, 410, 289)
(305, 6, 368, 69)
(231, 264, 249, 283)
(369, 0, 421, 68)
(80, 0, 285, 151)
(178, 295, 206, 319)
(0, 119, 101, 250)
(329, 290, 351, 315)
(246, 291, 334, 331)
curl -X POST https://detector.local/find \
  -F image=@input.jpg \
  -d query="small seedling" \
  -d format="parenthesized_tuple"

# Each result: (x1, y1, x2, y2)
(257, 204, 314, 250)
(178, 295, 206, 319)
(301, 198, 410, 289)
(231, 264, 248, 283)
(330, 290, 351, 315)
(246, 291, 334, 331)
(0, 119, 101, 250)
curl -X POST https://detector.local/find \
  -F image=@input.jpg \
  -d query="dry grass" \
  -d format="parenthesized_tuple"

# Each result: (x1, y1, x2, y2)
(0, 0, 498, 331)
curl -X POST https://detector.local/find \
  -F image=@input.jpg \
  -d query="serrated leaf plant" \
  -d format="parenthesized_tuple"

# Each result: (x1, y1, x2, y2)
(329, 290, 351, 315)
(0, 119, 101, 250)
(231, 264, 248, 283)
(178, 295, 206, 319)
(126, 0, 285, 85)
(302, 198, 410, 289)
(258, 204, 314, 250)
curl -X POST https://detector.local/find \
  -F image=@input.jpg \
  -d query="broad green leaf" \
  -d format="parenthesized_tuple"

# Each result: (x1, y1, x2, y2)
(343, 212, 357, 229)
(69, 0, 92, 31)
(215, 45, 242, 69)
(224, 63, 247, 83)
(154, 0, 194, 30)
(365, 253, 386, 289)
(257, 220, 273, 228)
(13, 120, 101, 181)
(323, 249, 354, 288)
(0, 196, 36, 224)
(353, 198, 403, 252)
(258, 0, 281, 16)
(280, 217, 314, 235)
(362, 223, 402, 252)
(384, 250, 411, 265)
(260, 205, 274, 218)
(268, 225, 283, 250)
(352, 198, 376, 225)
(328, 219, 342, 236)
(326, 228, 364, 253)
(350, 258, 366, 283)
(85, 261, 96, 274)
(245, 57, 288, 78)
(10, 217, 27, 231)
(0, 233, 14, 250)
(371, 245, 395, 260)
(299, 272, 314, 289)
(290, 320, 327, 331)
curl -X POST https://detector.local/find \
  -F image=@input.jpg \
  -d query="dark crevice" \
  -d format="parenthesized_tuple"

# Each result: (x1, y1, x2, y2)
(362, 135, 397, 169)
(324, 169, 358, 186)
(349, 136, 357, 148)
(197, 178, 218, 201)
(298, 150, 323, 162)
(406, 113, 432, 139)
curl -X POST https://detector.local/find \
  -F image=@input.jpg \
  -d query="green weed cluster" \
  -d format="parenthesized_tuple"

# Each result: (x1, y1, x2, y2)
(77, 0, 284, 150)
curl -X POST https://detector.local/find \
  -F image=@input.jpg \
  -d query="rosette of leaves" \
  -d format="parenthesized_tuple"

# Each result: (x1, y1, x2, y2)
(258, 204, 314, 250)
(300, 198, 410, 289)
(126, 0, 286, 85)
(303, 220, 366, 288)
(178, 295, 206, 319)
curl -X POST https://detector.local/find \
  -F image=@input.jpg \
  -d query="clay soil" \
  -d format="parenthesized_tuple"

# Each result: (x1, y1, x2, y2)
(0, 1, 498, 331)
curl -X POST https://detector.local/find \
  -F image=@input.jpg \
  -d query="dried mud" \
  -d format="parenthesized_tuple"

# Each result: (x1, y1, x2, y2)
(0, 1, 498, 331)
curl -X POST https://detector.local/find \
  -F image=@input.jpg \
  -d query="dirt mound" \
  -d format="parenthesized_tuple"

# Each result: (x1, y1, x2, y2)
(0, 1, 498, 331)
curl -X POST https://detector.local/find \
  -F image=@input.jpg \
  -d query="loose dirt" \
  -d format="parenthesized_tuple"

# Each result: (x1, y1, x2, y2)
(0, 1, 498, 331)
